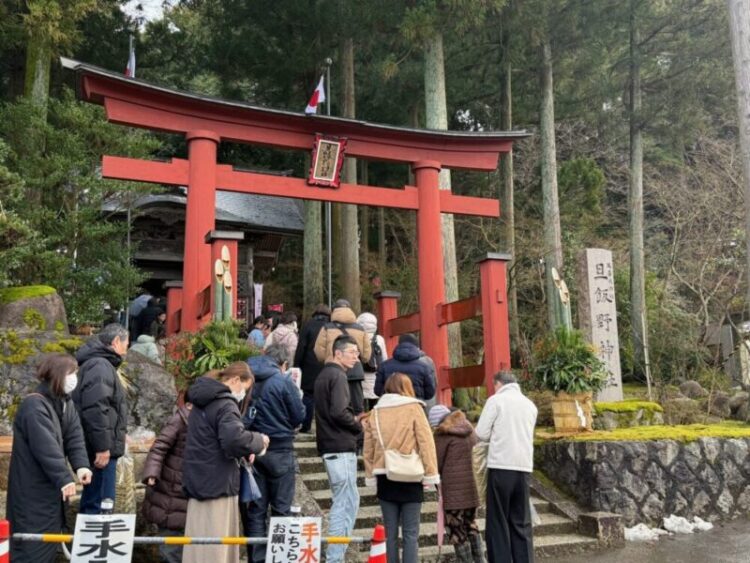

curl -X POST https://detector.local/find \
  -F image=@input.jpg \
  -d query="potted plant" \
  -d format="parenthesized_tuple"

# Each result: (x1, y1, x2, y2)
(532, 327, 609, 433)
(165, 319, 260, 392)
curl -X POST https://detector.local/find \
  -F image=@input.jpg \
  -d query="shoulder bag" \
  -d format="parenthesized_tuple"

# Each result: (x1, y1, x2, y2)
(373, 408, 425, 483)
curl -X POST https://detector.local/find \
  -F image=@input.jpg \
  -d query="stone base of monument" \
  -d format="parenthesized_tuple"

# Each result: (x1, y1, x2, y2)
(593, 401, 665, 430)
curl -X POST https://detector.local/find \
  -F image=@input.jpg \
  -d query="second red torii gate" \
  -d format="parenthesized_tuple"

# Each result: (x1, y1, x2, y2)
(62, 57, 527, 400)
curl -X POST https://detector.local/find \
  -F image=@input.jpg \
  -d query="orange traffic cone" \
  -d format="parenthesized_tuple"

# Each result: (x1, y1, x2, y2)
(367, 523, 386, 562)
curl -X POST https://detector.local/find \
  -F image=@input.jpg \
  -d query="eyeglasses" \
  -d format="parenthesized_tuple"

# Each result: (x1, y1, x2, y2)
(343, 347, 360, 357)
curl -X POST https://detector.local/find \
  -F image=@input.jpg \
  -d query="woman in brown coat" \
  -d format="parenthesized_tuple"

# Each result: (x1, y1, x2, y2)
(141, 404, 190, 563)
(430, 405, 484, 563)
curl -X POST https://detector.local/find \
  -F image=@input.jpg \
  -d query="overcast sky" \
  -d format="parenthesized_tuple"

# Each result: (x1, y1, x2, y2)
(121, 0, 172, 24)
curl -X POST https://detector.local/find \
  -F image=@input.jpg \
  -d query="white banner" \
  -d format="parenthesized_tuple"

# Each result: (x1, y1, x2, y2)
(254, 283, 263, 318)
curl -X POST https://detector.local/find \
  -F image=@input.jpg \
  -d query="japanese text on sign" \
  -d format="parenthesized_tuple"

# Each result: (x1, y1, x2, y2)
(266, 516, 322, 563)
(578, 248, 623, 402)
(71, 514, 135, 563)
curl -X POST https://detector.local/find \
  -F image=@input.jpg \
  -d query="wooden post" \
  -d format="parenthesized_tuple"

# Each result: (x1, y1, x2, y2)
(165, 281, 183, 336)
(206, 230, 244, 320)
(479, 253, 512, 398)
(374, 291, 401, 356)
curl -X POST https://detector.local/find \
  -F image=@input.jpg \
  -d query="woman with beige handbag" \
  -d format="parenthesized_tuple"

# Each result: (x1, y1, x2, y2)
(362, 373, 440, 563)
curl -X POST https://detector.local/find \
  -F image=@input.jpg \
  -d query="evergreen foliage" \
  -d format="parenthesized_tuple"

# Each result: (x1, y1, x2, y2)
(0, 0, 745, 389)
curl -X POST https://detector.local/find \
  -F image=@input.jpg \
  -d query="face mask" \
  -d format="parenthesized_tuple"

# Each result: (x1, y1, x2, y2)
(232, 389, 246, 403)
(64, 372, 78, 394)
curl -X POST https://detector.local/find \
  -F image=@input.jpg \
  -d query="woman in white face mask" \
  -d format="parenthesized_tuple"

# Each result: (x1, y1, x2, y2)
(6, 353, 93, 563)
(181, 362, 270, 563)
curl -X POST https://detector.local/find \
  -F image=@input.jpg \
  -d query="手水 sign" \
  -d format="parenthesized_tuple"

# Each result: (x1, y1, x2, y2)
(265, 516, 322, 563)
(71, 514, 136, 563)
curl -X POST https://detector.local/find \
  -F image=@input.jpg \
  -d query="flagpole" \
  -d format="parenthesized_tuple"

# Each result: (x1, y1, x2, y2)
(324, 57, 333, 309)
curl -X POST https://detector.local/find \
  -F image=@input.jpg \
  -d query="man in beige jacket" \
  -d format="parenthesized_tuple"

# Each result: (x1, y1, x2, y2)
(314, 299, 372, 416)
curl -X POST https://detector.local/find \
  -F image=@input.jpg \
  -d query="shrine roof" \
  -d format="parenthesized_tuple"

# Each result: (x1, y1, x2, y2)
(62, 57, 528, 171)
(103, 191, 304, 234)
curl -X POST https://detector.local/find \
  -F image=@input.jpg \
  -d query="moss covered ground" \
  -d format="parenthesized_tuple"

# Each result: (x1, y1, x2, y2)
(537, 421, 750, 443)
(594, 400, 664, 414)
(0, 285, 56, 305)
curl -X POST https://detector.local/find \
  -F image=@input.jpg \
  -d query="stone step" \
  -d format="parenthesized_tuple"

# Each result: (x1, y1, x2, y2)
(310, 485, 552, 515)
(349, 515, 583, 551)
(294, 447, 319, 459)
(297, 456, 364, 473)
(353, 505, 573, 535)
(350, 532, 599, 561)
(301, 471, 368, 490)
(311, 486, 438, 509)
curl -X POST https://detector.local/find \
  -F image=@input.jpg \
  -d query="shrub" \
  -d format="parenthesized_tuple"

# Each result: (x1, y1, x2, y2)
(165, 320, 261, 391)
(531, 327, 608, 395)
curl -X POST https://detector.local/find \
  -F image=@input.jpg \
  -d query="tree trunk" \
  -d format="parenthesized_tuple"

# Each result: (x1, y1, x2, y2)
(24, 24, 51, 110)
(727, 0, 750, 313)
(539, 38, 564, 329)
(500, 15, 520, 352)
(378, 207, 386, 275)
(629, 1, 648, 375)
(425, 31, 468, 408)
(303, 200, 324, 317)
(340, 36, 361, 310)
(360, 163, 370, 271)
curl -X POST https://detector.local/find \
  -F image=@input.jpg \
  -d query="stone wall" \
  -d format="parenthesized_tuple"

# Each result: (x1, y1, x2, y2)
(536, 438, 750, 525)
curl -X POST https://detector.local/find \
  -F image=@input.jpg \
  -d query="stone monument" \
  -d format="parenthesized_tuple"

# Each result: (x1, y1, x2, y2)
(578, 248, 623, 402)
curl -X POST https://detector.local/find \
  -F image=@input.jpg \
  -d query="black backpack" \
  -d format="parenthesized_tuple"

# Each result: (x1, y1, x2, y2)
(364, 333, 382, 373)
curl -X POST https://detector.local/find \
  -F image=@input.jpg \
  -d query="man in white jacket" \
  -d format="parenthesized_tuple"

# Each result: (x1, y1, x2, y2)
(476, 371, 538, 563)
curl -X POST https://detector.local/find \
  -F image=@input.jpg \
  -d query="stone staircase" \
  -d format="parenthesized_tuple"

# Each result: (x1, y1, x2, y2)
(294, 433, 601, 561)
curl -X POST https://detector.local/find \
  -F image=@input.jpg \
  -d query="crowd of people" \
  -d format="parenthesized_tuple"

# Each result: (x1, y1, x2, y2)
(5, 297, 538, 563)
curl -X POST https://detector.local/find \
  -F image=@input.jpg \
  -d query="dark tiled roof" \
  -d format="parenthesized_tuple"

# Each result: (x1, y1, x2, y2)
(103, 190, 303, 234)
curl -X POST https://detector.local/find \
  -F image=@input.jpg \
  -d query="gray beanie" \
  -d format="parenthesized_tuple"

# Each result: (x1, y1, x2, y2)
(428, 405, 452, 428)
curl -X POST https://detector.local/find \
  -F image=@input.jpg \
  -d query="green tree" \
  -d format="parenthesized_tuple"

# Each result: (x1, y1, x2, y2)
(0, 93, 160, 323)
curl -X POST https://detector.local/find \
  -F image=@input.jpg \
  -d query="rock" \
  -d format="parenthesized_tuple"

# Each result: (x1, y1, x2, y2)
(0, 286, 68, 333)
(736, 402, 750, 422)
(663, 397, 703, 425)
(701, 392, 731, 419)
(0, 331, 84, 434)
(122, 351, 178, 432)
(692, 490, 712, 515)
(655, 440, 681, 468)
(699, 437, 722, 464)
(716, 490, 734, 515)
(728, 391, 749, 414)
(679, 380, 708, 399)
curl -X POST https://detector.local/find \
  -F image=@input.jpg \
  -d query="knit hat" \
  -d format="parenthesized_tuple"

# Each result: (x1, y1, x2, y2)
(428, 405, 452, 428)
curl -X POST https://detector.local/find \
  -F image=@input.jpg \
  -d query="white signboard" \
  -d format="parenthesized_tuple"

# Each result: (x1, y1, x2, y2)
(577, 248, 623, 402)
(254, 283, 264, 318)
(288, 367, 303, 398)
(265, 516, 322, 563)
(71, 514, 136, 563)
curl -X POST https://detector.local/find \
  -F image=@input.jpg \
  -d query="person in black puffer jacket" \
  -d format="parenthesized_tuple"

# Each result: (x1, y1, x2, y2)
(7, 354, 92, 563)
(293, 304, 330, 432)
(181, 363, 268, 563)
(141, 404, 191, 563)
(243, 344, 306, 563)
(374, 338, 436, 401)
(72, 323, 129, 515)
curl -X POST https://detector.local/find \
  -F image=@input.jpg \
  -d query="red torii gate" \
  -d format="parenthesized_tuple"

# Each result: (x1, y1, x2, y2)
(62, 57, 527, 400)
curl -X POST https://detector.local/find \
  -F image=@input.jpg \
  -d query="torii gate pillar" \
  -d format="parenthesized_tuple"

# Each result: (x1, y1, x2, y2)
(414, 161, 451, 404)
(183, 130, 219, 332)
